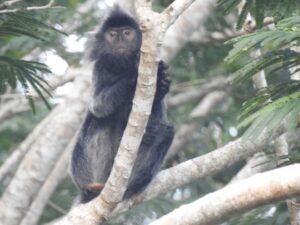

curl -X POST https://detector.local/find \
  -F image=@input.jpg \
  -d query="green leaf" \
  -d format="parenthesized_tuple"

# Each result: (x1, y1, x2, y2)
(239, 88, 300, 140)
(0, 56, 52, 111)
(0, 12, 67, 40)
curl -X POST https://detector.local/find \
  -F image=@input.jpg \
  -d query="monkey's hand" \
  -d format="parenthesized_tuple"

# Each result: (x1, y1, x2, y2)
(84, 182, 105, 193)
(156, 60, 171, 100)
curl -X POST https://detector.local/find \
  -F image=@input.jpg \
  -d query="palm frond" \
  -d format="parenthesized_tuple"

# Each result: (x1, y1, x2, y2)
(225, 16, 300, 83)
(0, 12, 66, 40)
(238, 81, 300, 139)
(0, 56, 52, 111)
(218, 0, 300, 29)
(0, 6, 67, 112)
(229, 49, 300, 83)
(226, 16, 300, 62)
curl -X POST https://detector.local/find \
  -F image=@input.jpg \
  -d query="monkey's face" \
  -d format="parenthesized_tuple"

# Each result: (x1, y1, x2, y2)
(104, 26, 139, 57)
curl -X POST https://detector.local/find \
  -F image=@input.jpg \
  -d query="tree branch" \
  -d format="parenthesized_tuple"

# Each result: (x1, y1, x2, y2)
(110, 126, 288, 217)
(189, 90, 228, 118)
(168, 76, 227, 108)
(19, 136, 76, 225)
(161, 0, 198, 30)
(0, 111, 55, 185)
(161, 0, 217, 62)
(0, 74, 89, 225)
(148, 164, 300, 225)
(0, 0, 23, 9)
(0, 0, 64, 14)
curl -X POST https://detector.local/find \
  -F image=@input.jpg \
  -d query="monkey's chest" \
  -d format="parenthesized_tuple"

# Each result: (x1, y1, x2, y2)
(88, 110, 130, 182)
(91, 106, 130, 148)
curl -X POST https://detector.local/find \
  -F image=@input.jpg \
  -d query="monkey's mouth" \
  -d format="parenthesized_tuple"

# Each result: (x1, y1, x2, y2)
(117, 47, 127, 50)
(115, 47, 129, 54)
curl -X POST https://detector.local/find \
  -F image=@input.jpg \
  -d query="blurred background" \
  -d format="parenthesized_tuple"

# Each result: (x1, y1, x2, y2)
(1, 0, 300, 224)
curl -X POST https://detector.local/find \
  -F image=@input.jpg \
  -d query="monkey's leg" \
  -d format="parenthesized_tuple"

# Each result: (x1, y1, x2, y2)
(72, 143, 99, 203)
(123, 118, 174, 199)
(71, 114, 105, 203)
(71, 142, 93, 190)
(76, 183, 104, 204)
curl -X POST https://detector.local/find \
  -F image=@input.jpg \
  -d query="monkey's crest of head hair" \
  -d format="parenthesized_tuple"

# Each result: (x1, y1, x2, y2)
(101, 6, 140, 32)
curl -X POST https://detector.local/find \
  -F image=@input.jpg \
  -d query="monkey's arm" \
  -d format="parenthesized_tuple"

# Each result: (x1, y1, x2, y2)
(89, 77, 136, 118)
(155, 60, 171, 101)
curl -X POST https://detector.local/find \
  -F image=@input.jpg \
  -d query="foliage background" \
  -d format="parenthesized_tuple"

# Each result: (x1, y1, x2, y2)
(1, 0, 300, 224)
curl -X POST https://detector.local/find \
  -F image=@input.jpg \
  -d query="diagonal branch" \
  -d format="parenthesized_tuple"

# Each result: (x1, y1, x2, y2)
(0, 0, 64, 14)
(161, 0, 199, 30)
(19, 135, 77, 225)
(148, 164, 300, 225)
(110, 127, 289, 217)
(0, 0, 23, 9)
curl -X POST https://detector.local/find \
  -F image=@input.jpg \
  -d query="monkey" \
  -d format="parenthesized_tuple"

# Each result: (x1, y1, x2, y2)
(71, 7, 174, 203)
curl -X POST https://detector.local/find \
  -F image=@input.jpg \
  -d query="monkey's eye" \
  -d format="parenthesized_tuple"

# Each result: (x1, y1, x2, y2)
(109, 31, 117, 37)
(123, 30, 131, 36)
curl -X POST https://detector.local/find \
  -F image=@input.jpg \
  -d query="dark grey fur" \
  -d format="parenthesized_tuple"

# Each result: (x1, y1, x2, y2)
(71, 7, 174, 203)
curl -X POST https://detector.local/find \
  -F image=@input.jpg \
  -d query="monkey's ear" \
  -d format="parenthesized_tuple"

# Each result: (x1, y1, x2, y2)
(89, 50, 98, 61)
(86, 37, 102, 61)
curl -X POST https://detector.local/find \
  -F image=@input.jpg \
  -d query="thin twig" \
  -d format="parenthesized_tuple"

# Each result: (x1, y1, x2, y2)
(0, 0, 64, 14)
(48, 201, 68, 215)
(0, 0, 23, 9)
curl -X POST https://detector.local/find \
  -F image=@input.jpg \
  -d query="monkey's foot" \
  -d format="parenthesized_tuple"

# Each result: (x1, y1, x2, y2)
(85, 182, 105, 192)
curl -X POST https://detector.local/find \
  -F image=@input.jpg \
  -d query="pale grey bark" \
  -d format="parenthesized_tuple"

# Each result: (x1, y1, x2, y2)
(110, 126, 288, 217)
(168, 76, 227, 108)
(19, 136, 77, 225)
(161, 0, 217, 62)
(0, 69, 90, 225)
(287, 198, 300, 225)
(149, 164, 300, 225)
(0, 111, 55, 185)
(0, 0, 62, 14)
(189, 90, 228, 118)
